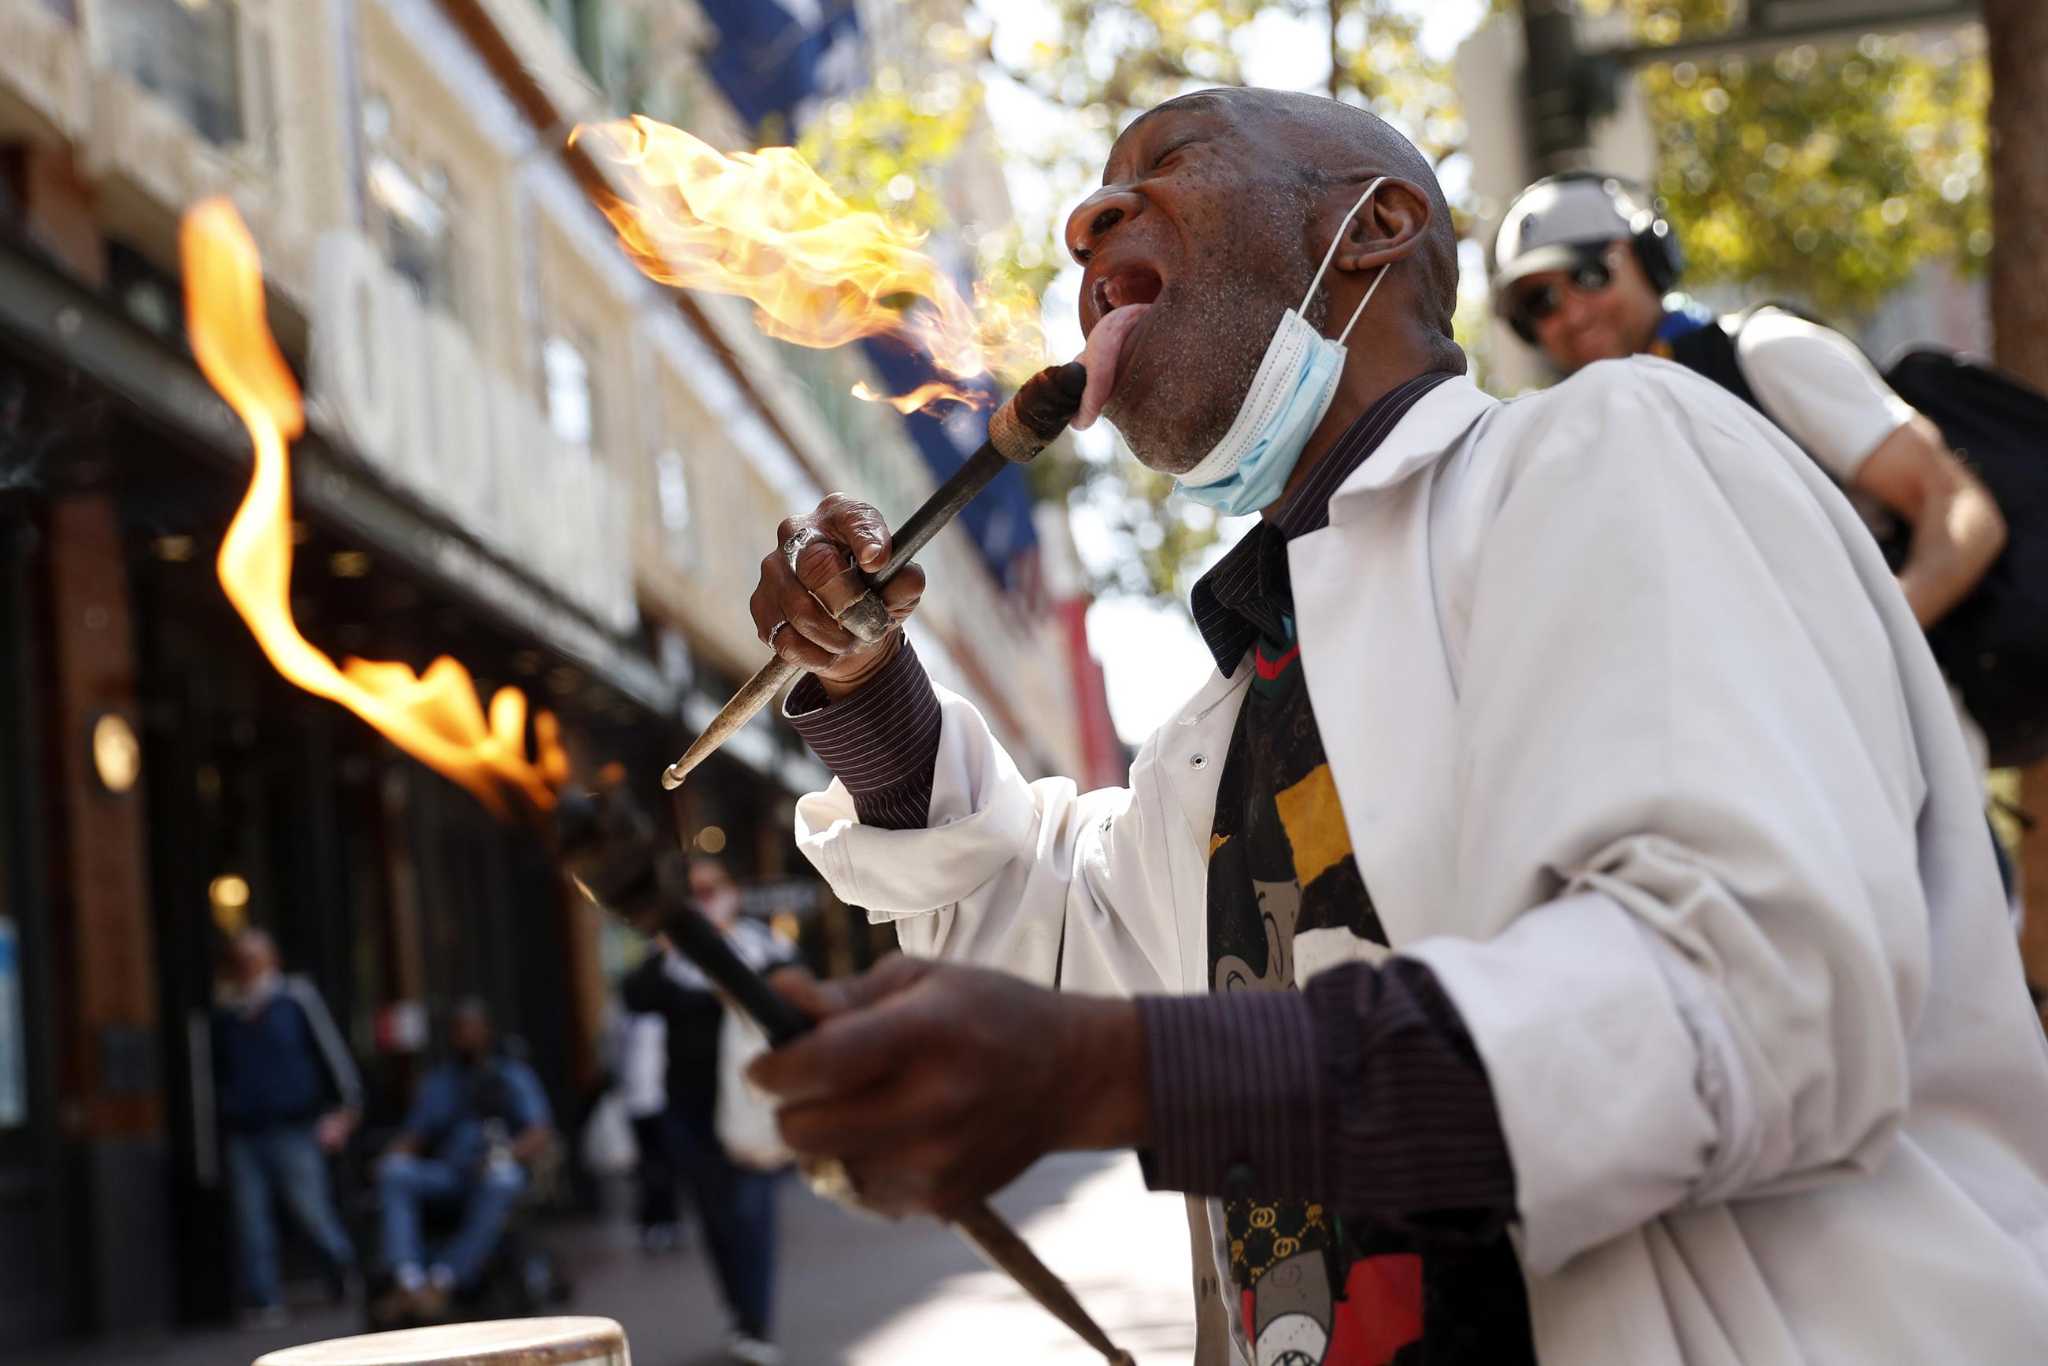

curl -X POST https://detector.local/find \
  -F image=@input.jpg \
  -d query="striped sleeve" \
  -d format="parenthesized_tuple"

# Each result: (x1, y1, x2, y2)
(1136, 987, 1324, 1198)
(783, 638, 942, 830)
(286, 976, 362, 1113)
(1136, 958, 1516, 1237)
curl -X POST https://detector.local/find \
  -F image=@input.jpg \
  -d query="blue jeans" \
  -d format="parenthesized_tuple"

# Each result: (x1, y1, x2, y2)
(376, 1152, 528, 1289)
(631, 1113, 681, 1231)
(667, 1104, 779, 1339)
(224, 1124, 355, 1310)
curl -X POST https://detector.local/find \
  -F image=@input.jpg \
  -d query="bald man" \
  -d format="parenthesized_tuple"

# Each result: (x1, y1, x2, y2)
(746, 89, 2048, 1364)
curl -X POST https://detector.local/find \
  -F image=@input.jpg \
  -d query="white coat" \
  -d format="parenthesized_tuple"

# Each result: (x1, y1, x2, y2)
(793, 360, 2048, 1363)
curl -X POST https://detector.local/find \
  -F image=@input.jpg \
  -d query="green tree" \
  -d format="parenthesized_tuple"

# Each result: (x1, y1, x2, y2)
(1585, 0, 1993, 318)
(794, 73, 980, 240)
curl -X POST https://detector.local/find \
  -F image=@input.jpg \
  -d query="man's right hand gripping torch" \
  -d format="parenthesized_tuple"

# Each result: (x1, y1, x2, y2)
(660, 359, 1088, 791)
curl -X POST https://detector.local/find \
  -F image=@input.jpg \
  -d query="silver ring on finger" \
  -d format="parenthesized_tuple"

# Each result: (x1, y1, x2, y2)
(767, 620, 790, 653)
(782, 526, 823, 577)
(803, 1156, 864, 1210)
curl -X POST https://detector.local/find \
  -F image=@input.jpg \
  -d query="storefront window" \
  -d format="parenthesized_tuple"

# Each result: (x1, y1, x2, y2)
(0, 917, 24, 1128)
(537, 0, 604, 84)
(91, 0, 245, 146)
(362, 96, 463, 320)
(655, 448, 694, 563)
(543, 334, 598, 457)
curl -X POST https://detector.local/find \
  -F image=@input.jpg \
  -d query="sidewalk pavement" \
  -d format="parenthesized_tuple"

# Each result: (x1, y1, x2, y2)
(32, 1152, 1197, 1365)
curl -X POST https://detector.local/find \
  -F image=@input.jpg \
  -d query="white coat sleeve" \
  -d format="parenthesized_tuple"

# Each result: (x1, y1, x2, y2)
(1405, 363, 1933, 1274)
(793, 684, 1189, 998)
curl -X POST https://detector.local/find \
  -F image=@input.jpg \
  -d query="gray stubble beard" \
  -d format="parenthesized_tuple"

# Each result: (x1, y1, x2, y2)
(1102, 195, 1329, 476)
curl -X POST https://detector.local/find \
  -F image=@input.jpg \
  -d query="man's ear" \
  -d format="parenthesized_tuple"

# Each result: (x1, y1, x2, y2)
(1330, 177, 1432, 275)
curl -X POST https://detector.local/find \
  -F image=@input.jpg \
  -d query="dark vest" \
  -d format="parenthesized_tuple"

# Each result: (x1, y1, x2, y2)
(214, 993, 331, 1131)
(1661, 310, 1766, 414)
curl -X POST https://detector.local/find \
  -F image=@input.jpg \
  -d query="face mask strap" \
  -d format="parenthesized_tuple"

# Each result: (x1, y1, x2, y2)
(1300, 176, 1389, 314)
(1335, 262, 1392, 346)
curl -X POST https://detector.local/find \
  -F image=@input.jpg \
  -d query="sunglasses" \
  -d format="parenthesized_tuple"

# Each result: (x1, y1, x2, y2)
(1510, 252, 1617, 329)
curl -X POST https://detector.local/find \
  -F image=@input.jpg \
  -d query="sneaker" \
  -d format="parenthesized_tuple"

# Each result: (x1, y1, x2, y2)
(369, 1278, 447, 1330)
(238, 1304, 290, 1331)
(411, 1280, 452, 1323)
(369, 1285, 417, 1329)
(727, 1333, 781, 1365)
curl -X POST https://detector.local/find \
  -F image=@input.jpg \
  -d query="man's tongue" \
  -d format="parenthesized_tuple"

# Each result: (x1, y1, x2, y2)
(1072, 303, 1152, 430)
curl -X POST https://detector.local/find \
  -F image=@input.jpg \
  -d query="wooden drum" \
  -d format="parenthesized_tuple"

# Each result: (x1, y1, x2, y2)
(254, 1317, 629, 1366)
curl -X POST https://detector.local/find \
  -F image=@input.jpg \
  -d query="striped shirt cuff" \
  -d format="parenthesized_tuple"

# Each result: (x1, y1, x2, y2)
(783, 638, 942, 830)
(1137, 960, 1516, 1236)
(1309, 958, 1517, 1237)
(1136, 988, 1324, 1201)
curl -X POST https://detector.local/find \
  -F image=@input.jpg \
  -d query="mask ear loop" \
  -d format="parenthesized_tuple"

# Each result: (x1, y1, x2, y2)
(1300, 175, 1389, 315)
(1335, 262, 1392, 346)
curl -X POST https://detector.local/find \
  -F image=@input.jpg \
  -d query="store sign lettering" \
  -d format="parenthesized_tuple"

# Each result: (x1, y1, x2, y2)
(308, 230, 637, 634)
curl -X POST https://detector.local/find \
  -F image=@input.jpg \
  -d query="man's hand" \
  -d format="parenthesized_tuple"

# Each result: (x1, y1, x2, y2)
(749, 956, 1148, 1219)
(314, 1108, 357, 1153)
(509, 1125, 554, 1167)
(749, 494, 927, 699)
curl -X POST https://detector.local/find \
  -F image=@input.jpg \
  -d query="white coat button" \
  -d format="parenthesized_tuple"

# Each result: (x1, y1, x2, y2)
(1189, 752, 1208, 770)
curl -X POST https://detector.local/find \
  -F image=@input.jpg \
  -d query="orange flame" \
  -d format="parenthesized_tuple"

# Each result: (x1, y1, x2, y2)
(571, 116, 1043, 411)
(181, 198, 569, 817)
(849, 379, 979, 415)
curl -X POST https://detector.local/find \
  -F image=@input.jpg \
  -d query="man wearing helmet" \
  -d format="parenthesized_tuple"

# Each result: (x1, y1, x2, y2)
(1493, 174, 2008, 773)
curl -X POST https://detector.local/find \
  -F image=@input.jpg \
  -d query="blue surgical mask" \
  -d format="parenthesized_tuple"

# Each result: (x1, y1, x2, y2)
(1174, 179, 1392, 516)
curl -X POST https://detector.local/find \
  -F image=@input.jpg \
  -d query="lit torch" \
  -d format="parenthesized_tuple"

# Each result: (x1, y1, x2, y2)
(181, 198, 569, 817)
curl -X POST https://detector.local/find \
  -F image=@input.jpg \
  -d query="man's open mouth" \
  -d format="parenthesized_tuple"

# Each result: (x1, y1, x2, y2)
(1090, 263, 1164, 322)
(1075, 263, 1166, 430)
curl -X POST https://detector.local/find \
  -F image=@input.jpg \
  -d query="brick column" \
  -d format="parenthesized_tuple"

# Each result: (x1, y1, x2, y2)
(45, 494, 173, 1331)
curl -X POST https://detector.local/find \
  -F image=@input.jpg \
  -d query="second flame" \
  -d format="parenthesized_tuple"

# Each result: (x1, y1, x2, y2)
(181, 198, 570, 817)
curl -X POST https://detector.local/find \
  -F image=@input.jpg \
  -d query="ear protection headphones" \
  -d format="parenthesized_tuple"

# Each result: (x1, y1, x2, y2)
(1496, 172, 1684, 345)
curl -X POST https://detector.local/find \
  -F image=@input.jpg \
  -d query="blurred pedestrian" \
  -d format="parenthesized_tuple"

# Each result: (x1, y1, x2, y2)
(373, 998, 553, 1323)
(630, 855, 794, 1366)
(1495, 175, 2010, 635)
(1492, 184, 2011, 733)
(212, 928, 360, 1328)
(614, 982, 683, 1253)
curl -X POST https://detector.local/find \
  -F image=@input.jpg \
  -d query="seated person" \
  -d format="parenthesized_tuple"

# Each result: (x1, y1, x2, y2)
(374, 998, 552, 1320)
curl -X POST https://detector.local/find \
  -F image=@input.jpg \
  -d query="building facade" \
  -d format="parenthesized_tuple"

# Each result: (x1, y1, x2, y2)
(0, 0, 1095, 1344)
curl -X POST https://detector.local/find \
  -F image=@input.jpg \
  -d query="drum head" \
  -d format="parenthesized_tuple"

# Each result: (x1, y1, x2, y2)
(253, 1316, 628, 1366)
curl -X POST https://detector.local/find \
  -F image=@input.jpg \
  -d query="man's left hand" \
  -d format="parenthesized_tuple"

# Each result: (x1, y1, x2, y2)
(749, 956, 1148, 1219)
(314, 1108, 356, 1153)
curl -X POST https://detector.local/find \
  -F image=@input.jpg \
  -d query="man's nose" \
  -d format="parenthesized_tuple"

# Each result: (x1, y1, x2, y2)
(1065, 187, 1144, 265)
(1551, 284, 1598, 333)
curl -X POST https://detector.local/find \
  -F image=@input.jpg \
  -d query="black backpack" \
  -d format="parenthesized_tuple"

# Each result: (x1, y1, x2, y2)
(1666, 311, 2048, 768)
